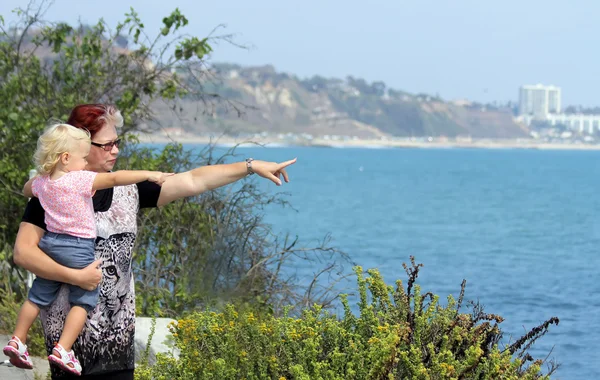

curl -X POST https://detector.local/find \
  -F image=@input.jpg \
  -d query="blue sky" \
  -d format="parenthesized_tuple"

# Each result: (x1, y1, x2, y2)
(1, 0, 596, 106)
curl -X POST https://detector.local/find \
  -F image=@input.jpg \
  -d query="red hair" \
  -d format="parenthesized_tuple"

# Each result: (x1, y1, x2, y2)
(67, 104, 123, 138)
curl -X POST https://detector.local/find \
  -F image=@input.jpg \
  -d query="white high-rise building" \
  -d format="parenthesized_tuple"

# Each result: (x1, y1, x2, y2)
(519, 84, 561, 117)
(517, 84, 600, 134)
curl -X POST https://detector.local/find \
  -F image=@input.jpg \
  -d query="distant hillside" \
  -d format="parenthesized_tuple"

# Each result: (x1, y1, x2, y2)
(11, 26, 527, 139)
(154, 63, 529, 139)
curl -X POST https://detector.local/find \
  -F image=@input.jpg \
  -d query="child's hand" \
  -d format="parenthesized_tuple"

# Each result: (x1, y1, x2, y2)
(148, 171, 174, 186)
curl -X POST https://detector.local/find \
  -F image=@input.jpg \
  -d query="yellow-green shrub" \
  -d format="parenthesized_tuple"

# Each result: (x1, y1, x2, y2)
(136, 259, 558, 379)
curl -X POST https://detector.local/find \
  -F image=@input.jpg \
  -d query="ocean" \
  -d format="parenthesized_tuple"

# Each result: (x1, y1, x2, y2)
(172, 144, 600, 379)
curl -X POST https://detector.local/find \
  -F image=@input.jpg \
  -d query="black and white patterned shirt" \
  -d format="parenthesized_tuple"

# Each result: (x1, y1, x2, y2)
(22, 181, 161, 378)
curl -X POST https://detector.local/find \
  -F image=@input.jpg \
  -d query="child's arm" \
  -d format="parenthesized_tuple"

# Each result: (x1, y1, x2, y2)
(93, 170, 173, 191)
(23, 178, 34, 198)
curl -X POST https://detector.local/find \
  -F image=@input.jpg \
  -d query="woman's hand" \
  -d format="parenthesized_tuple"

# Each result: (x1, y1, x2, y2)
(14, 222, 101, 289)
(74, 260, 103, 291)
(148, 172, 175, 186)
(251, 158, 297, 186)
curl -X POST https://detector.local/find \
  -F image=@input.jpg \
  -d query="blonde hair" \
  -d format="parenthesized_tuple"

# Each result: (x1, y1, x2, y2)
(34, 123, 91, 175)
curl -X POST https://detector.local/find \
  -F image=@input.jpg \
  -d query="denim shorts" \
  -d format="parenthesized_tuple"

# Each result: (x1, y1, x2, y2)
(28, 232, 98, 311)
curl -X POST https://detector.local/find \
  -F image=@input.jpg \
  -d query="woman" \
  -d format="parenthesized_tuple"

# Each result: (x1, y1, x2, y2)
(13, 104, 296, 379)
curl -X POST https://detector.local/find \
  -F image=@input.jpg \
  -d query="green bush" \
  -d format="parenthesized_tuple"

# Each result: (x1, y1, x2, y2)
(136, 258, 559, 379)
(0, 288, 46, 357)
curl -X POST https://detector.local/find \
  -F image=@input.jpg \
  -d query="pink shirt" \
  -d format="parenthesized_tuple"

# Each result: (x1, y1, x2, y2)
(32, 171, 98, 239)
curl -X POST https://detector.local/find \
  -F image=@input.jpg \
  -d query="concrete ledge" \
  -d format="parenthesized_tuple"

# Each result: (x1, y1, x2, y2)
(134, 317, 179, 365)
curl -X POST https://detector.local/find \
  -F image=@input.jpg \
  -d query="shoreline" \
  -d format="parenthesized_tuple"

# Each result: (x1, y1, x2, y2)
(134, 133, 600, 151)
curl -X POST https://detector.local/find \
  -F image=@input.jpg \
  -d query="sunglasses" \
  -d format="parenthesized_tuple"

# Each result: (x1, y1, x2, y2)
(91, 139, 121, 151)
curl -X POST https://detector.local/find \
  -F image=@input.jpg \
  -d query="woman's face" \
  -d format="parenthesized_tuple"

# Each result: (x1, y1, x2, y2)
(87, 122, 120, 173)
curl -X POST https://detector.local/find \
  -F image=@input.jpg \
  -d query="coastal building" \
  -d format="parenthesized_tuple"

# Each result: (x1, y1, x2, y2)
(518, 84, 600, 134)
(519, 84, 561, 117)
(546, 113, 600, 134)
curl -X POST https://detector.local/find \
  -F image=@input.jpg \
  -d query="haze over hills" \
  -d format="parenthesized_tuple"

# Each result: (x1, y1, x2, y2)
(152, 63, 529, 140)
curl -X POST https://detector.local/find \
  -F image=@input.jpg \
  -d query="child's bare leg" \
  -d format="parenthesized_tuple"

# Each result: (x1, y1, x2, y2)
(10, 300, 40, 348)
(54, 305, 87, 353)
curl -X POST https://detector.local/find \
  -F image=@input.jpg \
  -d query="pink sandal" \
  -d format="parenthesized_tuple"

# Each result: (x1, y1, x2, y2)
(2, 335, 34, 369)
(47, 343, 82, 376)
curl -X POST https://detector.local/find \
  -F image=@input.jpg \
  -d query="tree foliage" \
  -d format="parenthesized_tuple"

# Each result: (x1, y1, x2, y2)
(0, 1, 348, 323)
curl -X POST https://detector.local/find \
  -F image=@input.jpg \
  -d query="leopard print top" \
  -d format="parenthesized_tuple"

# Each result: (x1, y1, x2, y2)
(30, 182, 160, 377)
